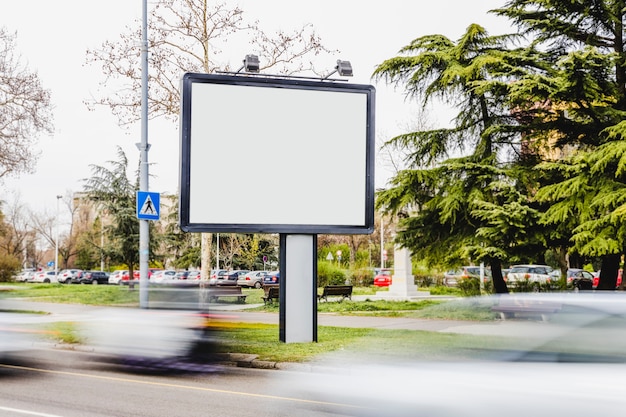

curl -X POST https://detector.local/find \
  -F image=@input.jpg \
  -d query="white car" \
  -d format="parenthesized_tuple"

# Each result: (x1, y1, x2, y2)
(237, 271, 269, 288)
(505, 264, 560, 290)
(57, 269, 83, 284)
(32, 270, 58, 283)
(108, 270, 127, 285)
(150, 269, 177, 283)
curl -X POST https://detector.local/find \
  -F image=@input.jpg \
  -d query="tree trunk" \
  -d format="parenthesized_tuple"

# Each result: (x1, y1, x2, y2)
(490, 258, 509, 294)
(597, 253, 620, 290)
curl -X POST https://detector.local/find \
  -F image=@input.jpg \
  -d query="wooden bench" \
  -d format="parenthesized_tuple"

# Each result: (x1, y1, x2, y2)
(491, 298, 561, 321)
(207, 286, 247, 303)
(318, 285, 353, 302)
(262, 285, 280, 305)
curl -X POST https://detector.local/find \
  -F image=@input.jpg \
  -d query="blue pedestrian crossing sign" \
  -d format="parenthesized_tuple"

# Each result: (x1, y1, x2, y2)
(137, 191, 160, 220)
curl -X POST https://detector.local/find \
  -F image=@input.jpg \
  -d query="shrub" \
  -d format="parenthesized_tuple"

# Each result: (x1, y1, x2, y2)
(457, 277, 481, 296)
(348, 267, 374, 286)
(317, 261, 346, 287)
(0, 253, 21, 282)
(414, 273, 434, 288)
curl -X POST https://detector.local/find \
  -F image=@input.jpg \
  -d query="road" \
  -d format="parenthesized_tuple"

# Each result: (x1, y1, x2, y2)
(0, 348, 340, 417)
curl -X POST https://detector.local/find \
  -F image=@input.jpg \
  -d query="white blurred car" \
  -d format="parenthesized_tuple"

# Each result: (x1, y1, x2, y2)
(271, 293, 626, 417)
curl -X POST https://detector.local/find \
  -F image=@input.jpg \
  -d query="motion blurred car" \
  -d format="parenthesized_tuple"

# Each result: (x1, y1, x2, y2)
(263, 271, 280, 285)
(237, 271, 268, 288)
(271, 292, 626, 417)
(443, 266, 491, 287)
(593, 269, 623, 289)
(217, 270, 250, 286)
(373, 269, 392, 287)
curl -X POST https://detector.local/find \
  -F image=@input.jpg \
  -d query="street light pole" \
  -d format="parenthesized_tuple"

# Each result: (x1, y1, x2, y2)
(55, 195, 62, 279)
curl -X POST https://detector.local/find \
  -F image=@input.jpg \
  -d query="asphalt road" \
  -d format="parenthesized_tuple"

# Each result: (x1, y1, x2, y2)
(0, 348, 330, 417)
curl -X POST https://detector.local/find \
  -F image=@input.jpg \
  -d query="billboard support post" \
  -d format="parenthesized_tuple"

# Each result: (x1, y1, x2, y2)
(279, 234, 317, 343)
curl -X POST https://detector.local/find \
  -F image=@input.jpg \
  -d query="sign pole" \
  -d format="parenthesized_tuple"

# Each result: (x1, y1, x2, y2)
(138, 0, 150, 307)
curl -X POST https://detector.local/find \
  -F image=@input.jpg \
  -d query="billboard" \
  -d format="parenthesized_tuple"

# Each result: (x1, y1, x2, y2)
(179, 73, 375, 234)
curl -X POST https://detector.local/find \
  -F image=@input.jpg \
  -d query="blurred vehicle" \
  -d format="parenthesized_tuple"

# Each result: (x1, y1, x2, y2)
(237, 271, 268, 288)
(208, 269, 227, 286)
(373, 269, 392, 287)
(57, 269, 83, 284)
(217, 270, 250, 286)
(174, 271, 191, 280)
(108, 270, 127, 285)
(566, 268, 594, 290)
(187, 270, 201, 280)
(505, 264, 559, 290)
(443, 266, 491, 287)
(32, 270, 58, 283)
(151, 269, 177, 283)
(593, 269, 623, 289)
(0, 312, 46, 361)
(75, 308, 222, 370)
(271, 292, 626, 417)
(16, 270, 35, 282)
(76, 271, 109, 285)
(263, 271, 280, 285)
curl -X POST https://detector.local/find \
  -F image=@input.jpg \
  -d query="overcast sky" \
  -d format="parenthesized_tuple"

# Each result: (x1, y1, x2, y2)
(1, 0, 512, 220)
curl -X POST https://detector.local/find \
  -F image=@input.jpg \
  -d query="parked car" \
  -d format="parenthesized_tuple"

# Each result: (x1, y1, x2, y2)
(151, 270, 177, 283)
(373, 269, 392, 287)
(443, 266, 491, 287)
(263, 271, 280, 285)
(505, 264, 559, 290)
(32, 270, 58, 283)
(187, 270, 201, 280)
(16, 270, 35, 282)
(174, 271, 191, 280)
(208, 269, 228, 286)
(77, 271, 110, 285)
(108, 270, 128, 285)
(217, 270, 250, 286)
(57, 269, 83, 284)
(592, 269, 623, 289)
(566, 268, 594, 290)
(238, 271, 269, 288)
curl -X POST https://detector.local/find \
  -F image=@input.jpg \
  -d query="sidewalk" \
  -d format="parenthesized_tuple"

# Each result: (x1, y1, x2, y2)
(0, 296, 505, 335)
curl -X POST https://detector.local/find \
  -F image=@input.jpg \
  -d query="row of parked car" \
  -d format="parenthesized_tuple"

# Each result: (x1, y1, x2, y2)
(15, 269, 110, 285)
(443, 264, 622, 290)
(205, 269, 280, 287)
(14, 268, 282, 288)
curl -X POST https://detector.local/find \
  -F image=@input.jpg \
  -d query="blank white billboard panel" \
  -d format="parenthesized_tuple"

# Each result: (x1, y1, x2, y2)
(179, 73, 375, 234)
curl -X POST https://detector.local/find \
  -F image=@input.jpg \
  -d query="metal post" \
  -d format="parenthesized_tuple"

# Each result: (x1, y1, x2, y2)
(55, 195, 61, 279)
(138, 0, 150, 307)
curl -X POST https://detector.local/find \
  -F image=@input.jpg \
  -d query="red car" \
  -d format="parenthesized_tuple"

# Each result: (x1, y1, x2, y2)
(373, 270, 392, 287)
(592, 270, 623, 289)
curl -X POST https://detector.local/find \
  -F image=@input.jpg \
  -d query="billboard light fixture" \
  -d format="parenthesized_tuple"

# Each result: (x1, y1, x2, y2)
(323, 60, 353, 80)
(236, 54, 260, 73)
